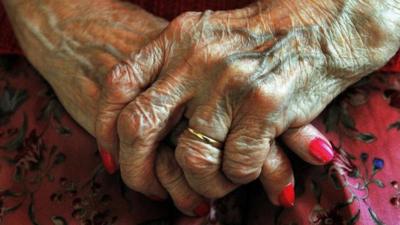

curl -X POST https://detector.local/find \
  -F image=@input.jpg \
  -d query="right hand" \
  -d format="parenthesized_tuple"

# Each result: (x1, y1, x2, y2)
(95, 49, 335, 216)
(95, 0, 400, 216)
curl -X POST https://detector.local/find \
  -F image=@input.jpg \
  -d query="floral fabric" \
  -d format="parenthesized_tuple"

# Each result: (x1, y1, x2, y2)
(1, 1, 400, 225)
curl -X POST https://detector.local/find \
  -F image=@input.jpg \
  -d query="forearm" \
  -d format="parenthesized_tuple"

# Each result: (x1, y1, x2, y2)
(242, 0, 400, 79)
(255, 0, 400, 28)
(2, 0, 168, 81)
(2, 0, 167, 133)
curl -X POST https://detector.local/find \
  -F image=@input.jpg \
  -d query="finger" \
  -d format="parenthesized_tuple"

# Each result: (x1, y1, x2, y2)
(156, 145, 210, 217)
(281, 124, 334, 165)
(218, 43, 295, 183)
(95, 39, 166, 174)
(223, 117, 271, 184)
(259, 141, 295, 208)
(117, 74, 188, 199)
(175, 96, 238, 199)
(222, 87, 284, 185)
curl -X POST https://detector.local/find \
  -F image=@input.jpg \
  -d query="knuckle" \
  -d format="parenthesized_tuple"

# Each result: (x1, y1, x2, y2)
(219, 51, 266, 81)
(223, 134, 267, 183)
(117, 87, 174, 145)
(104, 61, 132, 88)
(221, 59, 243, 80)
(176, 142, 217, 176)
(117, 95, 158, 144)
(221, 71, 250, 91)
(249, 85, 286, 109)
(104, 59, 148, 97)
(169, 11, 201, 32)
(217, 60, 253, 96)
(226, 132, 269, 161)
(223, 161, 261, 184)
(179, 11, 202, 19)
(180, 151, 210, 175)
(222, 55, 258, 76)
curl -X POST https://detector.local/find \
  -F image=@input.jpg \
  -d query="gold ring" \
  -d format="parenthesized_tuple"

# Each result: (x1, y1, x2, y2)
(187, 128, 222, 148)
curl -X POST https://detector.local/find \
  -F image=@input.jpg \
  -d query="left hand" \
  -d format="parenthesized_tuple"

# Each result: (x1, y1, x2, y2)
(2, 0, 168, 134)
(96, 0, 400, 214)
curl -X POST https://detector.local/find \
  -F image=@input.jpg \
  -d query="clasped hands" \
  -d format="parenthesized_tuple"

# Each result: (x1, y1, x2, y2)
(94, 0, 400, 217)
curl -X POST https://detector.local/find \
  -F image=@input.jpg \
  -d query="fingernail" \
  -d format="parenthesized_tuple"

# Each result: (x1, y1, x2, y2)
(309, 138, 334, 164)
(99, 147, 118, 174)
(194, 202, 210, 217)
(278, 183, 295, 208)
(148, 195, 164, 201)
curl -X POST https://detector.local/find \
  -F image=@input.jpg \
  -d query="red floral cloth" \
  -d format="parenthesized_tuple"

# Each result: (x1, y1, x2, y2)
(1, 1, 400, 225)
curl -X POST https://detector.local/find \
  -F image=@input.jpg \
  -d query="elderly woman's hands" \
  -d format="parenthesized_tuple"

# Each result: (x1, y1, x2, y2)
(96, 0, 400, 214)
(2, 0, 339, 219)
(3, 0, 326, 217)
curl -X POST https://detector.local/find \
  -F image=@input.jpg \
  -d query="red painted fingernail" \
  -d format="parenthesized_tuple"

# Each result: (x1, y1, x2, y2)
(148, 195, 164, 201)
(309, 138, 334, 164)
(99, 147, 118, 174)
(194, 202, 210, 217)
(278, 183, 295, 208)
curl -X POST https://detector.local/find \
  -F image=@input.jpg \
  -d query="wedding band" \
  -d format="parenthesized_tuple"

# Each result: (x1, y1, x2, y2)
(187, 128, 222, 148)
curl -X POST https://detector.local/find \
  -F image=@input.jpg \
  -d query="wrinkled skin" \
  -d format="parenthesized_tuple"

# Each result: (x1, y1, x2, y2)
(2, 0, 168, 133)
(4, 0, 400, 218)
(95, 0, 400, 214)
(3, 0, 331, 217)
